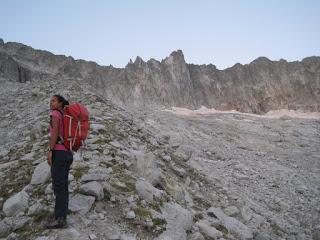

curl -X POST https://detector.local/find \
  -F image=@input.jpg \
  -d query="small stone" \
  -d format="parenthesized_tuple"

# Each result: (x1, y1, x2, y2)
(241, 206, 252, 222)
(196, 220, 223, 239)
(224, 206, 239, 216)
(89, 234, 97, 240)
(189, 232, 205, 240)
(45, 183, 53, 194)
(162, 155, 171, 162)
(110, 196, 116, 203)
(126, 211, 135, 219)
(0, 219, 11, 238)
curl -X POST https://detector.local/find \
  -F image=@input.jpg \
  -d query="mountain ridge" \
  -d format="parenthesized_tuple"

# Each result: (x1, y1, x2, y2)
(1, 39, 319, 113)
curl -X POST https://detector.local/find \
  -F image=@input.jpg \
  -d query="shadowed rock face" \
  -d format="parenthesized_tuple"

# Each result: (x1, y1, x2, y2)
(0, 39, 319, 113)
(0, 52, 31, 83)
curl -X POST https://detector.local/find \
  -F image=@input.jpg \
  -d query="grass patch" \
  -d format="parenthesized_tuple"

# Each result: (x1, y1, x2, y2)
(0, 161, 33, 201)
(72, 166, 89, 181)
(215, 224, 228, 234)
(193, 213, 204, 222)
(99, 161, 114, 168)
(103, 189, 112, 201)
(148, 201, 163, 212)
(112, 163, 126, 174)
(133, 207, 152, 219)
(152, 218, 167, 226)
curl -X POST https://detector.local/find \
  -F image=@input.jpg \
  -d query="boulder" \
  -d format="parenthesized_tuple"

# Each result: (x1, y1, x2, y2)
(30, 161, 51, 185)
(155, 202, 193, 240)
(79, 181, 104, 200)
(207, 207, 253, 240)
(3, 191, 29, 217)
(135, 179, 164, 203)
(195, 220, 223, 239)
(69, 194, 95, 214)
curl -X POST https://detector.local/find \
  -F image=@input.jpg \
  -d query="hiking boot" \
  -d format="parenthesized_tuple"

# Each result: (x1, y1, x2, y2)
(45, 217, 67, 229)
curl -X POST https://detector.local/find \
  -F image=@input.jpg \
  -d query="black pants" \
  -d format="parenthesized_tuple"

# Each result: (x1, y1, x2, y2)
(51, 150, 73, 219)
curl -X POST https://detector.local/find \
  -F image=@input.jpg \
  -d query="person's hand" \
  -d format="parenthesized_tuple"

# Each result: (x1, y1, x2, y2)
(47, 151, 52, 166)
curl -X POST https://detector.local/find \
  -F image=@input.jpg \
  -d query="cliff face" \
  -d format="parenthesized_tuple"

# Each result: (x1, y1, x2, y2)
(1, 39, 319, 113)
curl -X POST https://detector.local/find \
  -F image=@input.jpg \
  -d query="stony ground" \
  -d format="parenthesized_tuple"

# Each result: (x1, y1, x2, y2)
(140, 107, 320, 240)
(0, 78, 319, 240)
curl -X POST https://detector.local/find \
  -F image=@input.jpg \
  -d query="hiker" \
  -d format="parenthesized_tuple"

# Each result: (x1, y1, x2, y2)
(45, 94, 73, 229)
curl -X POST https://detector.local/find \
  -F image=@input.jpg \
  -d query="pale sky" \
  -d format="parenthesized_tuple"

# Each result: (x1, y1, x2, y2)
(1, 0, 319, 70)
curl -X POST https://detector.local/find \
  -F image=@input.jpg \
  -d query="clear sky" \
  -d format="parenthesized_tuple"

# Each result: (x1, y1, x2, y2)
(1, 0, 319, 69)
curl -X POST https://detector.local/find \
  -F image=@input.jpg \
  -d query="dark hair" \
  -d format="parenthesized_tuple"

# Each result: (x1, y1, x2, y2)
(53, 95, 69, 108)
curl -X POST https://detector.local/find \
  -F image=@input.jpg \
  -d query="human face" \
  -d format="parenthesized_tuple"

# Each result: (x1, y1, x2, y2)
(50, 96, 62, 110)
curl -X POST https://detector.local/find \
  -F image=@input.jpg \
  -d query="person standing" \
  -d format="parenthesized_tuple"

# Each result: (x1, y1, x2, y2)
(45, 94, 73, 229)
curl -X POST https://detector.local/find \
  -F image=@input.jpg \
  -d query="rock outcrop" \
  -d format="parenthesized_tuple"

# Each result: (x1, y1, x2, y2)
(0, 39, 319, 113)
(0, 51, 31, 83)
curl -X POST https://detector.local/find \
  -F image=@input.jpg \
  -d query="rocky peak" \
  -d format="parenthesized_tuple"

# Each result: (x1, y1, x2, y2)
(0, 40, 319, 113)
(133, 56, 145, 67)
(162, 49, 186, 65)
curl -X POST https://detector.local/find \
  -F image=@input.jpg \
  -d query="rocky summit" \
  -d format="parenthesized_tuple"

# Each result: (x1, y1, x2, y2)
(0, 39, 319, 240)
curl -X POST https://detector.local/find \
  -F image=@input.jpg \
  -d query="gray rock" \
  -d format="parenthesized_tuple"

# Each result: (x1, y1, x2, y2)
(189, 232, 205, 240)
(56, 228, 84, 240)
(312, 230, 320, 240)
(254, 233, 270, 240)
(21, 152, 35, 161)
(89, 234, 98, 240)
(80, 181, 104, 200)
(10, 216, 31, 231)
(81, 173, 110, 182)
(91, 124, 106, 132)
(30, 161, 51, 185)
(156, 202, 193, 240)
(108, 233, 121, 240)
(135, 152, 163, 186)
(110, 140, 122, 148)
(207, 207, 253, 240)
(0, 219, 11, 238)
(3, 191, 29, 217)
(27, 201, 44, 216)
(126, 210, 135, 219)
(120, 234, 136, 240)
(241, 206, 252, 222)
(45, 183, 53, 194)
(135, 179, 164, 203)
(69, 194, 95, 214)
(34, 237, 55, 240)
(162, 154, 172, 162)
(0, 52, 31, 83)
(224, 206, 240, 217)
(195, 220, 223, 239)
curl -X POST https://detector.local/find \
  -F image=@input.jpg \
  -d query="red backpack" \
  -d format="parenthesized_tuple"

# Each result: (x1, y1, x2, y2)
(61, 103, 90, 152)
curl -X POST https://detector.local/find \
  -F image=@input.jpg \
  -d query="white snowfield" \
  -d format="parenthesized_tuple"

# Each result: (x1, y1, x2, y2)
(165, 106, 320, 119)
